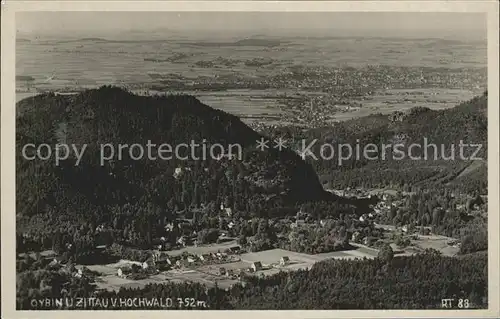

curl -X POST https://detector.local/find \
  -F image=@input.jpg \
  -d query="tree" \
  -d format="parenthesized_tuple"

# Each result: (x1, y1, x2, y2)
(237, 235, 247, 246)
(377, 243, 394, 263)
(432, 208, 443, 226)
(197, 228, 219, 244)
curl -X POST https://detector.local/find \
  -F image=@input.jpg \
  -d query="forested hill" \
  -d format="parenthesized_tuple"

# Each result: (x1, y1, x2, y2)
(16, 86, 353, 248)
(264, 91, 488, 194)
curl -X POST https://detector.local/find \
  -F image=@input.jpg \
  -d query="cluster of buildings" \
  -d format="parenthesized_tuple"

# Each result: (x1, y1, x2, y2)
(217, 261, 263, 280)
(276, 94, 365, 127)
(218, 256, 292, 281)
(116, 246, 243, 279)
(47, 257, 95, 280)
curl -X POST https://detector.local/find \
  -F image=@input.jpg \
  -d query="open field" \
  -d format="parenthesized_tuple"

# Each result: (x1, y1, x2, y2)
(16, 36, 486, 87)
(20, 230, 459, 293)
(50, 224, 458, 293)
(81, 245, 379, 292)
(165, 239, 238, 257)
(241, 248, 318, 265)
(329, 88, 477, 121)
(15, 86, 479, 126)
(20, 223, 460, 294)
(18, 249, 56, 259)
(411, 234, 460, 256)
(374, 223, 460, 256)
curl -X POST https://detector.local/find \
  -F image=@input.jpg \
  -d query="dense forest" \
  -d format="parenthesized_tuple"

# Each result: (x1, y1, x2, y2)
(15, 87, 489, 310)
(258, 92, 488, 247)
(16, 88, 488, 255)
(17, 250, 488, 310)
(17, 86, 376, 254)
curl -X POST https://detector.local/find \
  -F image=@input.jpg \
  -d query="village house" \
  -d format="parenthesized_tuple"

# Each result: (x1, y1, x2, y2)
(363, 237, 372, 246)
(49, 256, 64, 267)
(152, 252, 160, 261)
(178, 221, 192, 230)
(280, 256, 290, 266)
(154, 259, 171, 271)
(74, 266, 91, 278)
(418, 227, 432, 235)
(447, 240, 459, 246)
(96, 244, 107, 251)
(117, 267, 132, 278)
(220, 204, 233, 217)
(177, 236, 187, 247)
(290, 218, 306, 229)
(215, 252, 229, 261)
(173, 167, 184, 179)
(219, 267, 226, 276)
(251, 261, 263, 272)
(201, 253, 212, 262)
(165, 223, 174, 232)
(351, 231, 361, 242)
(74, 268, 83, 278)
(62, 263, 77, 275)
(238, 269, 246, 280)
(153, 252, 171, 265)
(95, 224, 105, 233)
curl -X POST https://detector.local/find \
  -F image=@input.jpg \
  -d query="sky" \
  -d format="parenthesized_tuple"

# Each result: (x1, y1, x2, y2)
(16, 12, 487, 39)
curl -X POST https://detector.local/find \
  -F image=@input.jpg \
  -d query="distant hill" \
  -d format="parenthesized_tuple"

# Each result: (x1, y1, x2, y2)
(178, 38, 284, 47)
(16, 75, 35, 82)
(53, 38, 170, 44)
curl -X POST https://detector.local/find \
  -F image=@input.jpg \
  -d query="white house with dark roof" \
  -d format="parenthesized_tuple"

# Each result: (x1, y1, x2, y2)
(280, 256, 290, 266)
(251, 261, 262, 272)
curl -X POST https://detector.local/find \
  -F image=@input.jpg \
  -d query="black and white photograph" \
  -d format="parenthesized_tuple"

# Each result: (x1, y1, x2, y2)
(1, 1, 499, 317)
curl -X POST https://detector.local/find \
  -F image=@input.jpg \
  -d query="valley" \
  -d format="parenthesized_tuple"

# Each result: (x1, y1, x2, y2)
(15, 32, 489, 310)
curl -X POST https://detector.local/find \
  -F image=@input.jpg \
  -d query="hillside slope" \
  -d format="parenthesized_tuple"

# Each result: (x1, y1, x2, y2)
(265, 92, 488, 194)
(16, 86, 343, 248)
